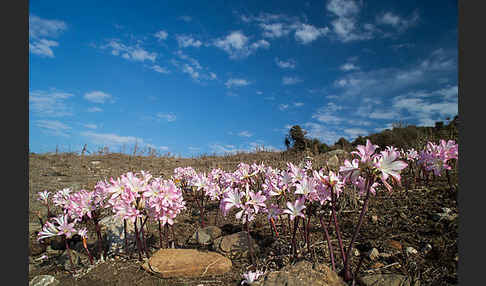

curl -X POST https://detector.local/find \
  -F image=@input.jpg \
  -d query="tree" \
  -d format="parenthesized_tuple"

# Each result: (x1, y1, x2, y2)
(284, 136, 291, 150)
(288, 125, 307, 151)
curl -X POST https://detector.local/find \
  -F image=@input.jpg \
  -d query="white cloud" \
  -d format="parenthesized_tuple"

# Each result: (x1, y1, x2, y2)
(326, 0, 360, 17)
(83, 124, 98, 129)
(156, 112, 177, 122)
(294, 102, 304, 107)
(179, 16, 192, 22)
(377, 11, 419, 32)
(81, 131, 143, 146)
(294, 23, 329, 44)
(29, 90, 74, 117)
(238, 131, 253, 137)
(260, 23, 292, 38)
(225, 78, 250, 88)
(176, 34, 202, 48)
(103, 39, 157, 62)
(84, 91, 113, 104)
(275, 58, 296, 69)
(29, 15, 67, 39)
(279, 104, 289, 111)
(209, 144, 244, 154)
(333, 49, 456, 99)
(154, 30, 168, 41)
(29, 39, 59, 58)
(29, 15, 67, 58)
(213, 31, 270, 59)
(256, 91, 263, 95)
(326, 0, 376, 42)
(87, 107, 103, 113)
(35, 120, 71, 137)
(368, 111, 398, 120)
(302, 122, 342, 145)
(340, 62, 359, 71)
(343, 128, 368, 138)
(151, 65, 170, 74)
(282, 76, 302, 85)
(181, 64, 199, 80)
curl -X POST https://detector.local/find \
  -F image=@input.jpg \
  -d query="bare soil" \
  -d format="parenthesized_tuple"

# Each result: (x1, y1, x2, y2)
(28, 151, 458, 285)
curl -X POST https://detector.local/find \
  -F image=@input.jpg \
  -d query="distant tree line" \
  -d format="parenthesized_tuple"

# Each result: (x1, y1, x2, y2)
(284, 115, 458, 154)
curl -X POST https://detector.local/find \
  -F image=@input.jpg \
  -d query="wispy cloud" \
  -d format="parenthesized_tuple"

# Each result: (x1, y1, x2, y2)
(340, 62, 359, 71)
(237, 130, 253, 137)
(156, 112, 177, 122)
(294, 102, 304, 107)
(294, 23, 329, 44)
(170, 50, 216, 82)
(87, 107, 103, 113)
(29, 90, 74, 117)
(213, 31, 269, 59)
(326, 0, 376, 42)
(151, 65, 170, 74)
(101, 39, 157, 62)
(29, 15, 67, 57)
(225, 78, 251, 88)
(179, 16, 192, 22)
(83, 123, 98, 129)
(275, 58, 296, 69)
(333, 49, 456, 99)
(376, 11, 419, 32)
(282, 76, 302, 85)
(154, 30, 168, 41)
(279, 104, 289, 111)
(176, 34, 203, 48)
(84, 91, 113, 104)
(81, 131, 144, 146)
(35, 120, 71, 137)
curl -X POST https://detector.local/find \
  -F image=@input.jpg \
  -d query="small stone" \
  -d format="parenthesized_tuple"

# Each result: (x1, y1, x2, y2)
(368, 248, 380, 261)
(90, 161, 101, 165)
(421, 243, 432, 254)
(379, 252, 392, 259)
(387, 240, 402, 251)
(213, 231, 260, 259)
(352, 248, 360, 257)
(406, 247, 418, 256)
(29, 275, 60, 286)
(371, 215, 378, 223)
(56, 250, 82, 270)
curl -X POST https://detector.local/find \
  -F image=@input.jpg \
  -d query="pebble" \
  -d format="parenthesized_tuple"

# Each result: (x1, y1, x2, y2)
(371, 215, 378, 223)
(368, 248, 380, 261)
(406, 247, 418, 256)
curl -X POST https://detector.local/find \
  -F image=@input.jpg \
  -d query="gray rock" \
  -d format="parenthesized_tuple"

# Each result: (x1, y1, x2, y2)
(190, 226, 222, 246)
(99, 215, 137, 256)
(253, 260, 346, 286)
(327, 155, 340, 170)
(406, 247, 418, 256)
(56, 250, 83, 271)
(367, 248, 380, 261)
(359, 274, 416, 286)
(213, 231, 260, 259)
(327, 149, 348, 157)
(29, 275, 60, 286)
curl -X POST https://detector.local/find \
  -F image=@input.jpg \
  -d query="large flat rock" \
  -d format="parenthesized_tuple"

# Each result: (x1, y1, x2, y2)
(254, 260, 346, 286)
(142, 249, 232, 278)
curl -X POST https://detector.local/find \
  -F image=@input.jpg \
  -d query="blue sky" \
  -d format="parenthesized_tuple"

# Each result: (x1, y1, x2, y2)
(29, 0, 458, 157)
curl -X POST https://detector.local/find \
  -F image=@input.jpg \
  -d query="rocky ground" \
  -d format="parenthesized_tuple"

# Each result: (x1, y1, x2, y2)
(28, 151, 458, 285)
